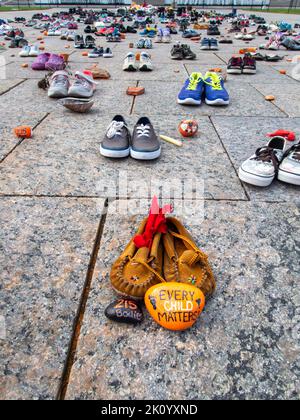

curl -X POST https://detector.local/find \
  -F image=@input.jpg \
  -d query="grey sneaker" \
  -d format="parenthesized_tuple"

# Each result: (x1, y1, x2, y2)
(100, 115, 131, 158)
(131, 117, 161, 160)
(48, 71, 70, 98)
(68, 71, 96, 98)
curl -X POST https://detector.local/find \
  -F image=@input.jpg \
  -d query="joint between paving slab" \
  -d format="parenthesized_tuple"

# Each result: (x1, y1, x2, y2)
(56, 197, 109, 401)
(0, 78, 26, 97)
(130, 80, 139, 115)
(214, 53, 227, 64)
(209, 116, 251, 201)
(0, 112, 50, 166)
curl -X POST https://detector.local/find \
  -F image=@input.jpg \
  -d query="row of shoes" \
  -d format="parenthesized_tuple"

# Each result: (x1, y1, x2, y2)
(100, 115, 161, 161)
(178, 72, 229, 106)
(227, 54, 256, 75)
(136, 38, 153, 49)
(48, 71, 96, 99)
(171, 43, 196, 60)
(239, 136, 300, 187)
(123, 53, 153, 72)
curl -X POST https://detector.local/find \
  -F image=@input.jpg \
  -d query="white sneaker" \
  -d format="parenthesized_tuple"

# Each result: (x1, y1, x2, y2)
(68, 71, 97, 99)
(29, 45, 39, 57)
(67, 31, 76, 41)
(48, 71, 70, 98)
(123, 53, 138, 71)
(139, 52, 153, 71)
(19, 45, 31, 57)
(239, 136, 289, 187)
(278, 143, 300, 185)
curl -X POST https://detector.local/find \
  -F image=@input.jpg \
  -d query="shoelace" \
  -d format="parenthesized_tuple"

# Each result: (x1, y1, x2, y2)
(243, 55, 255, 67)
(52, 74, 68, 86)
(73, 75, 91, 89)
(187, 74, 202, 91)
(251, 147, 280, 171)
(106, 120, 126, 139)
(284, 143, 300, 161)
(136, 124, 150, 138)
(204, 73, 222, 91)
(230, 57, 242, 66)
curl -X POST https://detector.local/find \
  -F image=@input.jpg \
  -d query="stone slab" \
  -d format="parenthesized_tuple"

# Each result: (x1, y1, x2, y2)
(133, 79, 285, 118)
(65, 199, 300, 400)
(0, 197, 105, 399)
(252, 83, 300, 117)
(0, 113, 246, 201)
(212, 116, 300, 203)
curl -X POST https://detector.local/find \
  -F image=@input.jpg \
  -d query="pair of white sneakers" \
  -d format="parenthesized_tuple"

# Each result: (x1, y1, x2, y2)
(239, 135, 300, 187)
(123, 52, 153, 72)
(19, 45, 39, 57)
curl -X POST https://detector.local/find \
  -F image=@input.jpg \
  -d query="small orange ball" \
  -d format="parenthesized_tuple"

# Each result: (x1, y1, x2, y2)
(178, 119, 198, 137)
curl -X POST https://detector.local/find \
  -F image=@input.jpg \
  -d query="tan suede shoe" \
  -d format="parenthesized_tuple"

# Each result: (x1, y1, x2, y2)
(163, 217, 216, 297)
(110, 218, 165, 299)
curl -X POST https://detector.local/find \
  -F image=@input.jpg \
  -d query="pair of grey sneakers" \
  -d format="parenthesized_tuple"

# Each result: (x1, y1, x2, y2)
(100, 116, 161, 160)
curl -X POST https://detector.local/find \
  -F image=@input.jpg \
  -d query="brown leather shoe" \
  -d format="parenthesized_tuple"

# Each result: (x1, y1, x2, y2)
(110, 218, 165, 299)
(163, 217, 216, 297)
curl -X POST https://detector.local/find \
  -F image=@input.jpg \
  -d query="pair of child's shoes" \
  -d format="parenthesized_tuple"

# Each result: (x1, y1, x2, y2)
(178, 72, 230, 106)
(110, 198, 216, 300)
(239, 132, 300, 187)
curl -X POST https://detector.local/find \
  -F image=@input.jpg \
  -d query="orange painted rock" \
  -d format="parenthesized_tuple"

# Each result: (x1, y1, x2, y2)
(265, 95, 275, 101)
(279, 70, 287, 75)
(39, 46, 45, 50)
(145, 282, 205, 331)
(82, 51, 88, 56)
(21, 63, 28, 68)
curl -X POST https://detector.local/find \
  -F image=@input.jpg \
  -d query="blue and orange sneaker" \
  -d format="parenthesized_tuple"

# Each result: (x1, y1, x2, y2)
(204, 72, 229, 106)
(177, 72, 204, 106)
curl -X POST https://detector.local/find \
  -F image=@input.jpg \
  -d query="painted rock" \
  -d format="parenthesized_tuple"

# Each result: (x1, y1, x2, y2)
(178, 119, 198, 138)
(145, 282, 205, 331)
(105, 298, 144, 325)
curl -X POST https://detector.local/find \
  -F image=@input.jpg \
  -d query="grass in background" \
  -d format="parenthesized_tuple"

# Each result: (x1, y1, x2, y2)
(0, 6, 49, 12)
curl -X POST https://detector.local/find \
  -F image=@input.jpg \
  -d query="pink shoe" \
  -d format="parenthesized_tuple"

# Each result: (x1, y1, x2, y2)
(31, 53, 50, 70)
(45, 54, 65, 71)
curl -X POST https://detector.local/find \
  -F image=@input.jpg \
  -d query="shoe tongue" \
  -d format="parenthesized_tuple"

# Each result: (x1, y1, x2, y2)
(134, 247, 150, 262)
(178, 250, 198, 266)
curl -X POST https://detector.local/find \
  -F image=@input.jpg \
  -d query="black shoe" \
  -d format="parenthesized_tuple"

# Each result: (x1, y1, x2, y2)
(84, 25, 92, 33)
(170, 44, 184, 60)
(74, 35, 84, 49)
(182, 44, 196, 60)
(207, 25, 220, 36)
(85, 35, 96, 49)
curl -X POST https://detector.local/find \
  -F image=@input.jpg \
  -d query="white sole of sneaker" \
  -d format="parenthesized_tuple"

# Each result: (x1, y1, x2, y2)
(243, 69, 257, 74)
(100, 145, 130, 158)
(130, 147, 161, 160)
(103, 54, 113, 58)
(227, 69, 242, 74)
(238, 167, 274, 187)
(278, 169, 300, 186)
(205, 98, 229, 106)
(177, 98, 202, 105)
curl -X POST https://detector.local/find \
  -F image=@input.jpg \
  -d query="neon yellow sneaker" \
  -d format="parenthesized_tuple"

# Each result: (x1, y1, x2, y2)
(204, 72, 230, 106)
